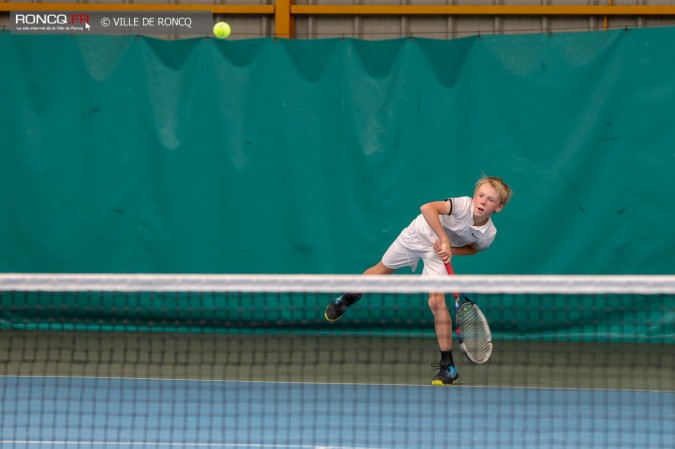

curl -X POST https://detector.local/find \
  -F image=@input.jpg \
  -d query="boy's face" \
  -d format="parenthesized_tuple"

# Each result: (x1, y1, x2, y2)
(472, 183, 504, 222)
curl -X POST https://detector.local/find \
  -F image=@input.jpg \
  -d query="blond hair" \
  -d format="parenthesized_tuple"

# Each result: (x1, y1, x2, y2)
(475, 176, 512, 205)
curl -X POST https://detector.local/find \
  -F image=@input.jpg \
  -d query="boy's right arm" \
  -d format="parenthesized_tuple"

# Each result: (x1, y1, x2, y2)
(420, 200, 452, 262)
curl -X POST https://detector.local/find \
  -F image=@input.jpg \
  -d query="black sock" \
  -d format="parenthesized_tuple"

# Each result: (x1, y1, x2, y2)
(441, 350, 454, 366)
(343, 293, 362, 305)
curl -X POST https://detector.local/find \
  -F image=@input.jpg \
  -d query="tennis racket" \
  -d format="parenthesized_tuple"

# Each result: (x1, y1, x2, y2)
(445, 262, 493, 364)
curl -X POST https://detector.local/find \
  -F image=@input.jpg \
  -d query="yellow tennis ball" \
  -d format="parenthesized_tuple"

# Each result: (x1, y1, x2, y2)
(213, 22, 231, 39)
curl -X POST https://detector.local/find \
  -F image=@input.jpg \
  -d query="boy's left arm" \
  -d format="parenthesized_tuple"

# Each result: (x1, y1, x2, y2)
(451, 244, 479, 256)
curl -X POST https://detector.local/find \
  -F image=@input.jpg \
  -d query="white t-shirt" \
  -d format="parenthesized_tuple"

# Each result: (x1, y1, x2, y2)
(403, 196, 497, 252)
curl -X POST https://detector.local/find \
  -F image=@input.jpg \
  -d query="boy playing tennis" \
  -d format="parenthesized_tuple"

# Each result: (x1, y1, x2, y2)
(324, 176, 512, 386)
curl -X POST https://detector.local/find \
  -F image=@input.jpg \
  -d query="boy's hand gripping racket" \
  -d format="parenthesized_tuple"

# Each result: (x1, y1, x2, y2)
(445, 262, 493, 364)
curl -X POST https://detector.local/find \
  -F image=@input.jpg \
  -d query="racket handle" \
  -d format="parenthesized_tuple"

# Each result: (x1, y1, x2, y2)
(444, 263, 460, 300)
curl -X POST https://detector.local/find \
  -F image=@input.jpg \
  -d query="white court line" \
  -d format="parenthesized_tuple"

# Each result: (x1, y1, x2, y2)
(0, 374, 670, 393)
(0, 374, 423, 388)
(0, 442, 389, 449)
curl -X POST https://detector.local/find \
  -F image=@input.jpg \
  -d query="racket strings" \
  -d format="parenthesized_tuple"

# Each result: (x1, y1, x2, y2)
(458, 306, 492, 362)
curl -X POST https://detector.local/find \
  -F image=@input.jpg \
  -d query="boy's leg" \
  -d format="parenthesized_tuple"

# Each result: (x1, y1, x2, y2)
(363, 261, 396, 275)
(325, 231, 417, 323)
(429, 292, 459, 385)
(429, 292, 453, 352)
(324, 261, 395, 321)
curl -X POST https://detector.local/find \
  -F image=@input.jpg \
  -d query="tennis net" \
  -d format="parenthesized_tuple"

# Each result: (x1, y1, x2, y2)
(1, 273, 673, 449)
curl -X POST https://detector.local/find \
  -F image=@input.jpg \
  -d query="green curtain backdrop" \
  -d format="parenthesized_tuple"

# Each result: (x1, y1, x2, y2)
(1, 29, 674, 275)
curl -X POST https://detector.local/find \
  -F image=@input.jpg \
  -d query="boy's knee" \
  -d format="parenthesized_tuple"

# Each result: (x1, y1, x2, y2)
(428, 293, 447, 312)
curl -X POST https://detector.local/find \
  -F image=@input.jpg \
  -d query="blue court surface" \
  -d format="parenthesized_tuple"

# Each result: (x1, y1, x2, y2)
(1, 376, 673, 449)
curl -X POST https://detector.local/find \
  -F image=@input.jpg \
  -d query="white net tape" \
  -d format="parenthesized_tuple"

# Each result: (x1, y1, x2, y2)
(1, 273, 675, 294)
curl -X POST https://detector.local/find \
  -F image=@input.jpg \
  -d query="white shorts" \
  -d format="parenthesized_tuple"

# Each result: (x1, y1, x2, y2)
(381, 229, 447, 278)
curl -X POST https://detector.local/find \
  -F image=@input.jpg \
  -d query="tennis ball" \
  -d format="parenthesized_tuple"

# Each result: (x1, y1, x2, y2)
(213, 22, 231, 39)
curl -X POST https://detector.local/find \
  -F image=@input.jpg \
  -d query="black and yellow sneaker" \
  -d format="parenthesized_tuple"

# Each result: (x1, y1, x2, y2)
(324, 294, 359, 322)
(431, 363, 460, 386)
(324, 295, 349, 321)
